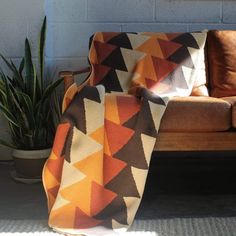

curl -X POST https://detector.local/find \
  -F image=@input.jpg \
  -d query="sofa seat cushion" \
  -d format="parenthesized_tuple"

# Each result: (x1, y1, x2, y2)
(159, 96, 231, 132)
(221, 96, 236, 128)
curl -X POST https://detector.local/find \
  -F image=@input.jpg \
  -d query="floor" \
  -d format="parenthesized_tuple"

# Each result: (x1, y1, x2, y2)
(1, 151, 236, 235)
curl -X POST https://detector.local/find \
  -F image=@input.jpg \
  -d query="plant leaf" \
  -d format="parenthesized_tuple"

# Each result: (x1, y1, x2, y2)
(24, 38, 34, 94)
(0, 54, 15, 73)
(38, 78, 63, 107)
(38, 16, 47, 92)
(0, 104, 20, 127)
(19, 58, 25, 75)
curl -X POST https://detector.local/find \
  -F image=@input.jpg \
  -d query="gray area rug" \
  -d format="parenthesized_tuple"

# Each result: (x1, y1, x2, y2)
(1, 151, 236, 235)
(1, 217, 236, 236)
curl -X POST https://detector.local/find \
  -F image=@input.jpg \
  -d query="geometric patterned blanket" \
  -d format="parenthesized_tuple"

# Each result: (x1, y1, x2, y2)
(43, 32, 207, 235)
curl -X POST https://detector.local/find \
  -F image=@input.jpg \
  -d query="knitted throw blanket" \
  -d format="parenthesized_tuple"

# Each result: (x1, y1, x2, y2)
(43, 32, 207, 235)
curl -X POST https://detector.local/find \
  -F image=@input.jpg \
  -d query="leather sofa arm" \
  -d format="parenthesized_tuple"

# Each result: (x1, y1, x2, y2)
(221, 96, 236, 128)
(59, 67, 91, 93)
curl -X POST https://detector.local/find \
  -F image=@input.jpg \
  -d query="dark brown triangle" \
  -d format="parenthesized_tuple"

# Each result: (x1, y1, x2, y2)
(99, 70, 123, 92)
(140, 88, 167, 106)
(102, 48, 128, 72)
(167, 46, 195, 69)
(107, 33, 133, 49)
(94, 196, 128, 226)
(123, 112, 139, 130)
(80, 86, 101, 103)
(114, 134, 149, 170)
(126, 97, 158, 137)
(61, 125, 73, 163)
(61, 93, 86, 133)
(105, 165, 141, 197)
(172, 33, 199, 49)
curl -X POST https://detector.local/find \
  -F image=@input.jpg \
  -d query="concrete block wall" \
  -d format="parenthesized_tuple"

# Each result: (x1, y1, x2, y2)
(0, 0, 44, 159)
(46, 0, 236, 74)
(0, 0, 236, 159)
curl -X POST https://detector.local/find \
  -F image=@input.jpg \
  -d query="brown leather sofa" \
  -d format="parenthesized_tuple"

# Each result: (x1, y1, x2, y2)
(60, 30, 236, 152)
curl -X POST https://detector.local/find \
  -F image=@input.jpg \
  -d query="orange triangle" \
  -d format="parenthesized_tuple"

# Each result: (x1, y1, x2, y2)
(89, 126, 104, 145)
(90, 43, 99, 64)
(158, 39, 182, 59)
(141, 32, 168, 41)
(46, 157, 64, 183)
(105, 95, 120, 124)
(93, 40, 117, 64)
(103, 154, 127, 185)
(74, 206, 102, 229)
(133, 55, 158, 81)
(90, 181, 117, 216)
(74, 150, 103, 185)
(116, 96, 140, 124)
(93, 32, 105, 43)
(105, 120, 134, 155)
(152, 57, 177, 81)
(104, 130, 112, 156)
(60, 178, 92, 216)
(49, 203, 76, 229)
(136, 37, 164, 58)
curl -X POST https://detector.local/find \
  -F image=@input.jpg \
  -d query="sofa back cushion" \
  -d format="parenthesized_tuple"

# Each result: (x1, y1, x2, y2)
(208, 30, 236, 97)
(88, 32, 207, 96)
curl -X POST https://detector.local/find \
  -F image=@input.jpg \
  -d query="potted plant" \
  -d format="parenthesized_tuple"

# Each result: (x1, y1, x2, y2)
(0, 17, 63, 180)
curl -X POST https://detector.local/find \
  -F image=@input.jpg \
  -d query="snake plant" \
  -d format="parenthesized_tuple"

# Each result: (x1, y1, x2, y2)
(0, 17, 63, 150)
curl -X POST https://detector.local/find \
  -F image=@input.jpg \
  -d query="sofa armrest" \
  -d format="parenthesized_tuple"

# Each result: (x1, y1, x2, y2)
(59, 67, 91, 94)
(221, 96, 236, 128)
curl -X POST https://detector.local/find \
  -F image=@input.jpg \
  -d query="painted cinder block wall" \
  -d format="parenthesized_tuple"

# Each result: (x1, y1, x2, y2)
(0, 0, 45, 159)
(46, 0, 236, 72)
(0, 0, 236, 159)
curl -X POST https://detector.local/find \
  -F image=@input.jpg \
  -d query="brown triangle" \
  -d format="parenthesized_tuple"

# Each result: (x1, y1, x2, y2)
(152, 56, 177, 81)
(91, 64, 111, 85)
(74, 207, 102, 229)
(94, 196, 128, 225)
(114, 134, 149, 170)
(158, 39, 182, 59)
(102, 32, 122, 43)
(105, 165, 140, 198)
(93, 40, 117, 64)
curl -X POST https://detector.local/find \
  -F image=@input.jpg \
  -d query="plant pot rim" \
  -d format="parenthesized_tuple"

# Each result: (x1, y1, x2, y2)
(12, 148, 52, 160)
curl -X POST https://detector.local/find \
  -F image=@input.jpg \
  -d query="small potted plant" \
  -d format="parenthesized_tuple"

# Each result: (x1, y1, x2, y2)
(0, 17, 63, 181)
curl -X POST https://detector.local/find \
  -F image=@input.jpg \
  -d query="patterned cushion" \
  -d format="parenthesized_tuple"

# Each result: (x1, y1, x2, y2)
(88, 32, 207, 96)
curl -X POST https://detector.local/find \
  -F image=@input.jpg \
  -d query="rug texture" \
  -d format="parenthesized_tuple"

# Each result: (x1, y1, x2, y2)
(1, 217, 236, 236)
(43, 32, 207, 235)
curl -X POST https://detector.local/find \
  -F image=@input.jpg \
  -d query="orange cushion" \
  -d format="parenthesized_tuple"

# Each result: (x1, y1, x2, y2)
(207, 30, 236, 97)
